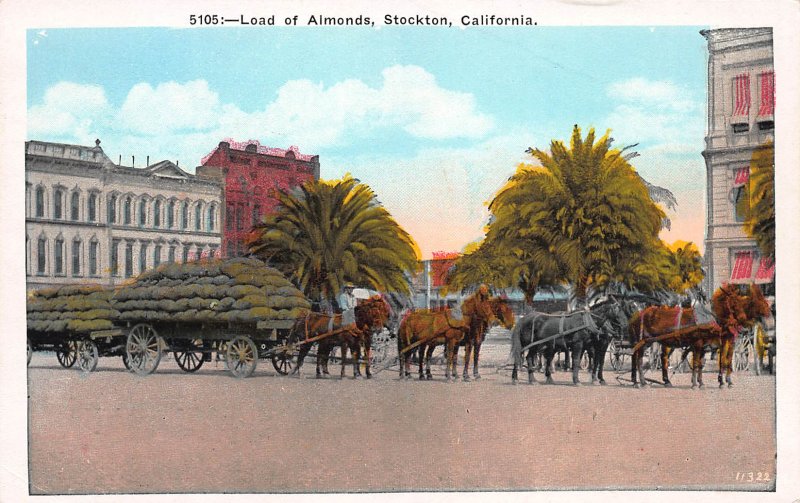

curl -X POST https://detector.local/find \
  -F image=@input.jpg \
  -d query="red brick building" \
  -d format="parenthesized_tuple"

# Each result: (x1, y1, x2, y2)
(197, 139, 320, 257)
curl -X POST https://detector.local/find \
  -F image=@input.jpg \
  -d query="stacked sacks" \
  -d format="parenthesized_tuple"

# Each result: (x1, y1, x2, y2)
(112, 258, 310, 324)
(27, 285, 118, 333)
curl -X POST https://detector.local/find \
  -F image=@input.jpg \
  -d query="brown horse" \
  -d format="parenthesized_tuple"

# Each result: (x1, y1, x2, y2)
(628, 284, 749, 388)
(460, 293, 505, 381)
(291, 297, 389, 379)
(397, 308, 469, 381)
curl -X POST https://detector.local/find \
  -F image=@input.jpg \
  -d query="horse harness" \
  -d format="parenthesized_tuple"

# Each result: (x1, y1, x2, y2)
(520, 310, 599, 353)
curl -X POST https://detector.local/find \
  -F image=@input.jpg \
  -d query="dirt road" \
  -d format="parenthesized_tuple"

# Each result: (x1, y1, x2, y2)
(27, 343, 776, 494)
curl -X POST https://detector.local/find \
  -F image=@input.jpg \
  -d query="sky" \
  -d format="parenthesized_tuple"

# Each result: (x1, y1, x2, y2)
(26, 26, 710, 258)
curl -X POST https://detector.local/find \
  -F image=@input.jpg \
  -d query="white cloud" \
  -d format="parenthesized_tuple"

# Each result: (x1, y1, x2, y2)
(28, 82, 111, 137)
(117, 80, 222, 135)
(607, 77, 695, 112)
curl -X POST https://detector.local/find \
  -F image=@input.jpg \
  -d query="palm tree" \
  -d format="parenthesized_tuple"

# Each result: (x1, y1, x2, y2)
(247, 175, 420, 302)
(741, 141, 775, 260)
(452, 125, 667, 303)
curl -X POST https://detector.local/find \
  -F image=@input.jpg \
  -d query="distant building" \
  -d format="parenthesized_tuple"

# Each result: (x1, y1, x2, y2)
(25, 140, 223, 290)
(701, 28, 775, 293)
(196, 139, 320, 258)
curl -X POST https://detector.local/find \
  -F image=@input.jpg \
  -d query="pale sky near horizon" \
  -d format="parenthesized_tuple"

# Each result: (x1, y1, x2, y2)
(26, 26, 709, 257)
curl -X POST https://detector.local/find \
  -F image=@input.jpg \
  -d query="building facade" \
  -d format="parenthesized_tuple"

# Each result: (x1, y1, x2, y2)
(701, 28, 775, 293)
(196, 139, 320, 258)
(25, 140, 223, 291)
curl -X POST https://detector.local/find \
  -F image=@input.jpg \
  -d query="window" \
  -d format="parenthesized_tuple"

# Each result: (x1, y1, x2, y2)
(111, 240, 120, 276)
(758, 71, 775, 116)
(732, 123, 749, 133)
(181, 202, 189, 229)
(167, 201, 175, 228)
(108, 194, 117, 223)
(154, 200, 161, 227)
(226, 204, 234, 229)
(206, 205, 216, 231)
(252, 204, 260, 226)
(54, 237, 64, 275)
(89, 241, 98, 276)
(125, 243, 133, 277)
(182, 246, 189, 263)
(138, 200, 147, 227)
(139, 243, 148, 273)
(54, 189, 64, 219)
(37, 237, 46, 274)
(153, 245, 161, 268)
(70, 192, 80, 221)
(72, 240, 81, 276)
(734, 186, 749, 222)
(733, 73, 751, 117)
(168, 246, 175, 263)
(236, 204, 243, 230)
(123, 197, 132, 225)
(88, 193, 97, 222)
(194, 204, 202, 231)
(35, 187, 45, 217)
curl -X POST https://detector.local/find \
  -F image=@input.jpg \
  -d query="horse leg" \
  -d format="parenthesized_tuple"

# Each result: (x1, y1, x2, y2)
(352, 340, 362, 379)
(571, 343, 582, 385)
(662, 346, 672, 387)
(692, 345, 705, 389)
(463, 340, 473, 381)
(363, 336, 372, 379)
(473, 340, 482, 380)
(637, 348, 648, 387)
(596, 340, 609, 385)
(424, 344, 435, 380)
(725, 338, 734, 388)
(631, 347, 638, 387)
(544, 350, 555, 385)
(526, 350, 537, 385)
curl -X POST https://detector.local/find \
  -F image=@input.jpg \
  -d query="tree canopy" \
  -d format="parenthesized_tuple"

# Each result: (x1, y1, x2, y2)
(247, 175, 420, 302)
(738, 140, 775, 260)
(449, 125, 697, 301)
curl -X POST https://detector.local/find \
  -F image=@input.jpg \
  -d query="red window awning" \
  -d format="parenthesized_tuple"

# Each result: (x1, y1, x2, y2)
(758, 71, 775, 117)
(730, 250, 755, 284)
(733, 167, 750, 187)
(754, 256, 775, 284)
(733, 74, 751, 117)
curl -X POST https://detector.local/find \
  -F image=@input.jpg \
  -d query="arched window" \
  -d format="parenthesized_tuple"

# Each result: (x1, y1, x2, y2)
(167, 201, 175, 228)
(123, 197, 132, 225)
(35, 187, 45, 217)
(54, 188, 64, 219)
(108, 194, 117, 224)
(70, 192, 80, 221)
(181, 202, 189, 229)
(37, 237, 47, 274)
(138, 199, 147, 227)
(71, 239, 81, 276)
(54, 237, 64, 275)
(124, 242, 133, 277)
(88, 193, 97, 222)
(153, 244, 162, 268)
(194, 204, 202, 231)
(139, 242, 148, 273)
(153, 200, 161, 227)
(89, 239, 99, 276)
(252, 204, 261, 226)
(206, 205, 216, 231)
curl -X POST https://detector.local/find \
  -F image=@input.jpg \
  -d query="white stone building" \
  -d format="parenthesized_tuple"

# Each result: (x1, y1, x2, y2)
(25, 140, 223, 290)
(701, 28, 775, 293)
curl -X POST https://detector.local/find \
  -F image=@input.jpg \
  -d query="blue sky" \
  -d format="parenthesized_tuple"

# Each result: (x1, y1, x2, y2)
(27, 26, 709, 256)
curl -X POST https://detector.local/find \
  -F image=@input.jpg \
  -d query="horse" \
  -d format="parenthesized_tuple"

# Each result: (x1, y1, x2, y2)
(397, 308, 470, 381)
(627, 283, 750, 388)
(510, 302, 622, 385)
(460, 293, 504, 381)
(290, 297, 389, 379)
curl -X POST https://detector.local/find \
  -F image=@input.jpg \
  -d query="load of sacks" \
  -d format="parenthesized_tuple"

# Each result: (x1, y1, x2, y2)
(26, 258, 310, 332)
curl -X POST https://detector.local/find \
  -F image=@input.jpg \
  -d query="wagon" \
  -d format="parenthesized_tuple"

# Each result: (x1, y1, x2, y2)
(27, 258, 311, 378)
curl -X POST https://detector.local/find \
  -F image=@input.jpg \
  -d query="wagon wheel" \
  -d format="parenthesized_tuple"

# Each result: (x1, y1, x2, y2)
(734, 335, 753, 372)
(174, 339, 205, 373)
(121, 352, 131, 370)
(370, 335, 390, 365)
(226, 336, 258, 378)
(126, 323, 162, 376)
(76, 340, 99, 373)
(27, 337, 32, 366)
(56, 341, 78, 368)
(271, 344, 297, 375)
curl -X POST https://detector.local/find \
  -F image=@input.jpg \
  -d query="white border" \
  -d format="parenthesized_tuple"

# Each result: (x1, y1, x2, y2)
(1, 1, 798, 502)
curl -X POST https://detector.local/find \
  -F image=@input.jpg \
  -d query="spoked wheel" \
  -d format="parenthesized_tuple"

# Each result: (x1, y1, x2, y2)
(126, 324, 162, 376)
(56, 341, 78, 368)
(734, 335, 753, 372)
(271, 344, 297, 375)
(121, 352, 131, 370)
(174, 339, 205, 373)
(27, 338, 32, 366)
(226, 336, 258, 378)
(608, 340, 624, 371)
(76, 340, 99, 373)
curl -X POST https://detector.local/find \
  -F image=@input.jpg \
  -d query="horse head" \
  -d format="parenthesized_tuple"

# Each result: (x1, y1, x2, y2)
(746, 283, 771, 322)
(490, 297, 516, 329)
(712, 283, 749, 333)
